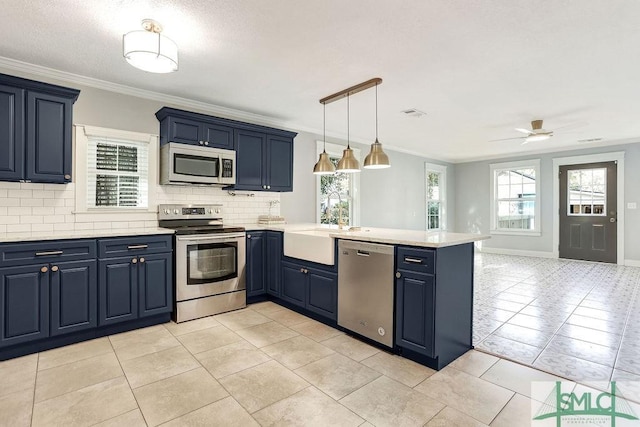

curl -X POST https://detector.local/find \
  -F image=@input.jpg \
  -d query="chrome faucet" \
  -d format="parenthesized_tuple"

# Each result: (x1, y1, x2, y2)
(326, 191, 346, 229)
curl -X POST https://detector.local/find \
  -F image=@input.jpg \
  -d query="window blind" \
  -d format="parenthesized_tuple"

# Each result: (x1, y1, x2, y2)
(87, 136, 149, 209)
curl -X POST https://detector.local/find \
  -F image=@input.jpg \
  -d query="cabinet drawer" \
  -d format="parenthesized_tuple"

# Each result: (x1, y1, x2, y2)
(0, 239, 96, 267)
(98, 235, 172, 258)
(396, 247, 435, 275)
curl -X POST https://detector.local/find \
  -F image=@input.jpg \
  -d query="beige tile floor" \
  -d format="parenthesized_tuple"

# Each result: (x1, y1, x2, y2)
(0, 301, 599, 427)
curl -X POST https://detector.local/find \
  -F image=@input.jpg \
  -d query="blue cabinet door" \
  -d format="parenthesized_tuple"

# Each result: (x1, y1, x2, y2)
(0, 265, 49, 347)
(98, 258, 137, 326)
(50, 260, 97, 336)
(0, 85, 24, 181)
(266, 231, 282, 296)
(280, 262, 306, 308)
(202, 123, 233, 149)
(395, 270, 435, 357)
(267, 135, 294, 192)
(165, 116, 202, 146)
(235, 129, 266, 191)
(246, 232, 266, 297)
(306, 268, 337, 320)
(138, 253, 173, 318)
(26, 91, 73, 183)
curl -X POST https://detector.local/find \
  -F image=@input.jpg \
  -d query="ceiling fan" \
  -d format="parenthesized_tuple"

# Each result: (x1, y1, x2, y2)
(490, 119, 554, 144)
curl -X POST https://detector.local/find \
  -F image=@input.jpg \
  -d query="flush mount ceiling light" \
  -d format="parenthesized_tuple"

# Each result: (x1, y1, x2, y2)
(364, 82, 390, 169)
(313, 103, 336, 175)
(317, 78, 387, 174)
(123, 19, 178, 73)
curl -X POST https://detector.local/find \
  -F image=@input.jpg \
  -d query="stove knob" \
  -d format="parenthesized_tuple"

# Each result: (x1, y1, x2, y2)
(164, 209, 170, 215)
(215, 208, 221, 214)
(208, 209, 213, 214)
(174, 209, 180, 215)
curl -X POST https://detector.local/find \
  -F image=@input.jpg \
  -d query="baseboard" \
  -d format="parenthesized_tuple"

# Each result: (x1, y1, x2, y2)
(625, 259, 640, 267)
(478, 247, 556, 258)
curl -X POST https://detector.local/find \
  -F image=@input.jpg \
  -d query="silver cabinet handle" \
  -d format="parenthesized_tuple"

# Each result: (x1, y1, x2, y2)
(204, 141, 209, 146)
(140, 257, 145, 263)
(267, 185, 271, 189)
(132, 258, 138, 264)
(41, 266, 48, 273)
(51, 266, 59, 272)
(199, 141, 204, 145)
(356, 250, 370, 257)
(128, 245, 148, 250)
(35, 250, 63, 256)
(404, 257, 423, 264)
(395, 272, 401, 278)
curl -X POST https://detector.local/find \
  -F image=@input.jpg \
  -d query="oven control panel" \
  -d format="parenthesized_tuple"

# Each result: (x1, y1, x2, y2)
(158, 204, 223, 220)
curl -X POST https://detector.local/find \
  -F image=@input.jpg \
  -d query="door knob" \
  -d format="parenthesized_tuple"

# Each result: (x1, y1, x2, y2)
(395, 272, 401, 278)
(132, 258, 138, 264)
(41, 266, 48, 273)
(51, 266, 59, 272)
(139, 257, 145, 263)
(204, 141, 209, 146)
(610, 218, 616, 223)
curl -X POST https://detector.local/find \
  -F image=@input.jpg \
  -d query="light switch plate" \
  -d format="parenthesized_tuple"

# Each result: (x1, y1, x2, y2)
(628, 202, 637, 209)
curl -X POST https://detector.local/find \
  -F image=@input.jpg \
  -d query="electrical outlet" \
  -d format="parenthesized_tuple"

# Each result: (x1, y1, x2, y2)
(628, 202, 637, 209)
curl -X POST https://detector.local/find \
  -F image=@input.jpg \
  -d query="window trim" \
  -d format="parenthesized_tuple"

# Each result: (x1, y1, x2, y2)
(425, 162, 447, 231)
(74, 125, 158, 219)
(315, 141, 361, 226)
(489, 159, 541, 236)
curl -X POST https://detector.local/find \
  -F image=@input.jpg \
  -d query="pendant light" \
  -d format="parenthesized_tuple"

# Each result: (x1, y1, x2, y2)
(336, 94, 361, 173)
(313, 103, 336, 175)
(364, 82, 390, 169)
(123, 19, 178, 73)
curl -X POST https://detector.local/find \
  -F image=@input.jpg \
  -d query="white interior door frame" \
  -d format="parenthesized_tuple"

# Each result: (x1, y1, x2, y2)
(552, 151, 625, 264)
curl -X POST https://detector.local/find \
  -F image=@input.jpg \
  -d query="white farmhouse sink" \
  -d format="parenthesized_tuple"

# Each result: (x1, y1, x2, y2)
(283, 230, 335, 265)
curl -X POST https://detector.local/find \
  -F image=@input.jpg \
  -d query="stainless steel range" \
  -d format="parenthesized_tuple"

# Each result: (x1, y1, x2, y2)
(159, 204, 246, 323)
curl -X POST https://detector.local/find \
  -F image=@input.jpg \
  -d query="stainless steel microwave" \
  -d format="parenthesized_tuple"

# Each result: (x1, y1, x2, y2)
(160, 143, 236, 186)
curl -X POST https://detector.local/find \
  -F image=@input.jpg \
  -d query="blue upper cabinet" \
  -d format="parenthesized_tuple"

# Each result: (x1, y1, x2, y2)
(156, 106, 296, 192)
(0, 73, 79, 184)
(0, 85, 25, 181)
(234, 130, 294, 192)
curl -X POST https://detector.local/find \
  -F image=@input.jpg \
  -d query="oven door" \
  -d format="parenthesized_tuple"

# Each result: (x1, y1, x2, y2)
(175, 233, 246, 301)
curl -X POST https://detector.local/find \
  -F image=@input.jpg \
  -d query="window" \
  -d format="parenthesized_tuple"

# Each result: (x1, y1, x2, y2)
(567, 168, 606, 215)
(425, 163, 447, 231)
(316, 142, 360, 226)
(75, 126, 157, 214)
(490, 159, 541, 235)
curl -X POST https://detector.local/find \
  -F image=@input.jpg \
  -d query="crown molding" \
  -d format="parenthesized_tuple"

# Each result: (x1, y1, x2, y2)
(0, 56, 448, 162)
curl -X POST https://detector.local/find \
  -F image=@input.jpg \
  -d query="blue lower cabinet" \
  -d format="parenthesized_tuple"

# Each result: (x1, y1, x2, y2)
(0, 265, 49, 347)
(306, 268, 337, 320)
(280, 262, 306, 307)
(266, 231, 282, 296)
(138, 253, 172, 318)
(50, 259, 97, 336)
(280, 260, 337, 321)
(246, 232, 266, 297)
(98, 258, 137, 326)
(395, 269, 435, 357)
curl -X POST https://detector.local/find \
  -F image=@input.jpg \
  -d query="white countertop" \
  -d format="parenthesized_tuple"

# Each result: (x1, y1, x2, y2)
(244, 223, 489, 248)
(0, 228, 175, 243)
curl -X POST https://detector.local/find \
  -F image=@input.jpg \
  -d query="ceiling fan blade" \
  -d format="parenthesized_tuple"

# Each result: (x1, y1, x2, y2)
(489, 136, 527, 142)
(515, 128, 533, 135)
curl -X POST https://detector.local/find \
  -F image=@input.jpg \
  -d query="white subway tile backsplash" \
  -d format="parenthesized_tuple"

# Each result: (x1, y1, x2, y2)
(8, 189, 32, 198)
(0, 216, 20, 225)
(20, 216, 44, 224)
(20, 198, 44, 207)
(32, 207, 55, 216)
(31, 224, 54, 233)
(1, 179, 279, 238)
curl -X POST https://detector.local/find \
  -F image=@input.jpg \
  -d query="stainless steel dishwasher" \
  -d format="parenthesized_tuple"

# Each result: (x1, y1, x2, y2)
(338, 240, 395, 348)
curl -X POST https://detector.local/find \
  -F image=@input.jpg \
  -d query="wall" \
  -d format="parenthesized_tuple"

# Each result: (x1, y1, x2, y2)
(454, 142, 640, 262)
(279, 132, 456, 231)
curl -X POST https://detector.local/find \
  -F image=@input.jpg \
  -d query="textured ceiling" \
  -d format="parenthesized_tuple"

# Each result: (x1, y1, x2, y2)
(1, 0, 640, 162)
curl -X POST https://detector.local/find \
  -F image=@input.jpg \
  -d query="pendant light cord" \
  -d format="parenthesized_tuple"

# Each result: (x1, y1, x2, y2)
(375, 83, 379, 140)
(347, 94, 350, 149)
(323, 103, 326, 152)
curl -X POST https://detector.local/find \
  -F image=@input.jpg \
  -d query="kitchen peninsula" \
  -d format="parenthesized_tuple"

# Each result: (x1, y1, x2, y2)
(245, 224, 489, 370)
